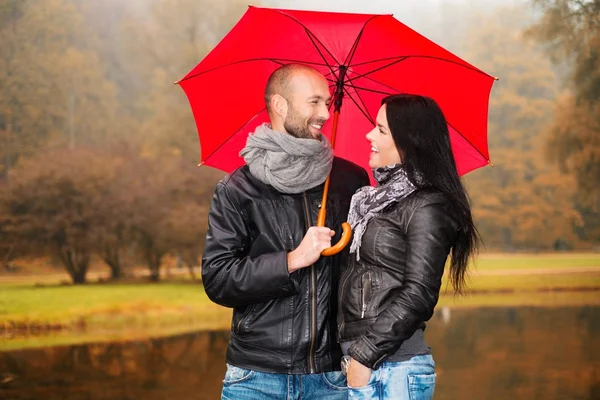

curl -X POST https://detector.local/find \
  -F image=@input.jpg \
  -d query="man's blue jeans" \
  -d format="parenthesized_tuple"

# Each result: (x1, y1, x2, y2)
(221, 364, 348, 400)
(347, 355, 436, 400)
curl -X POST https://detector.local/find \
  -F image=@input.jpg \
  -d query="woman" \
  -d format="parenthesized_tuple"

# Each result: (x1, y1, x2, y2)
(338, 94, 479, 400)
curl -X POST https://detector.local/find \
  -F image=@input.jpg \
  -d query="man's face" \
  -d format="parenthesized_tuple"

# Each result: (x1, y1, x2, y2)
(283, 71, 332, 140)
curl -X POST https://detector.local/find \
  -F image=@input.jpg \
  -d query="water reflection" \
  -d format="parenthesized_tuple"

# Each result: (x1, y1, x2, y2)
(0, 331, 230, 400)
(1, 307, 598, 400)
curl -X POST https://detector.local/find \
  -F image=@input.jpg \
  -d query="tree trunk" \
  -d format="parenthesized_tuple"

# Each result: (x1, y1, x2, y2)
(183, 253, 197, 280)
(139, 233, 163, 282)
(502, 228, 513, 252)
(102, 245, 122, 280)
(1, 244, 15, 271)
(146, 247, 162, 282)
(59, 247, 90, 284)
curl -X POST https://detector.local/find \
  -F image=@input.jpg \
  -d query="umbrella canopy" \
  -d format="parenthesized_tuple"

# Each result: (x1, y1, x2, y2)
(177, 5, 496, 178)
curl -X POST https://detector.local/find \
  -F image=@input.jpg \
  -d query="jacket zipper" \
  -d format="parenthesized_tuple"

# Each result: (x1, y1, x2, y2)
(236, 305, 253, 333)
(361, 271, 372, 318)
(303, 192, 317, 374)
(337, 264, 352, 340)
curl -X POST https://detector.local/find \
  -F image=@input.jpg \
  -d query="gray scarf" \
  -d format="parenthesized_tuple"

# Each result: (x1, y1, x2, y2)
(348, 164, 419, 261)
(239, 123, 334, 194)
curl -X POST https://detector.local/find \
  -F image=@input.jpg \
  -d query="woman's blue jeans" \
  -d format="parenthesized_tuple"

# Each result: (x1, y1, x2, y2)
(348, 355, 436, 400)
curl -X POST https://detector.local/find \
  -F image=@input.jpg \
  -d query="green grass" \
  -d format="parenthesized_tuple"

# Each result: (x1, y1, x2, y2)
(439, 291, 600, 308)
(1, 253, 599, 351)
(0, 321, 233, 352)
(470, 253, 600, 271)
(0, 282, 231, 331)
(440, 272, 600, 293)
(0, 282, 234, 351)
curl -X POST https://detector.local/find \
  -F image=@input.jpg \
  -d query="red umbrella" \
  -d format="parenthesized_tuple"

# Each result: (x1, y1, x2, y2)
(177, 6, 496, 255)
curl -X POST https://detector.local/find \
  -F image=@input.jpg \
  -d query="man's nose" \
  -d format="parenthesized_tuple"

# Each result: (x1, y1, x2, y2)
(319, 103, 330, 121)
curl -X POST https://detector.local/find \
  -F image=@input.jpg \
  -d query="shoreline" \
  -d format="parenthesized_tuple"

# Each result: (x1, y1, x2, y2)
(2, 287, 599, 352)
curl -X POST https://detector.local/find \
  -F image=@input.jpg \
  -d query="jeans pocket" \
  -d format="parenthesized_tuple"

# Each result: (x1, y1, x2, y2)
(408, 373, 436, 400)
(348, 367, 379, 390)
(322, 371, 348, 390)
(223, 364, 255, 385)
(348, 372, 379, 400)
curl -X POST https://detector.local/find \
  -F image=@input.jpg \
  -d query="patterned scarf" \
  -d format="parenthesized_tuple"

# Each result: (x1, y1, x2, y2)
(348, 164, 419, 261)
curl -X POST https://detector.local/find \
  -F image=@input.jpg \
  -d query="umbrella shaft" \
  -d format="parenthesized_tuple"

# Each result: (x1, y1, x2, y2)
(317, 110, 340, 227)
(333, 65, 347, 113)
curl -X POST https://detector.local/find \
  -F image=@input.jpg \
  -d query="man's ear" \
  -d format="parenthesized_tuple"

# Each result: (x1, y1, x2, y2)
(272, 94, 288, 119)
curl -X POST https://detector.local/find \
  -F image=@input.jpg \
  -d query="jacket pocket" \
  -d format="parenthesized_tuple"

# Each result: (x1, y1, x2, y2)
(234, 304, 255, 334)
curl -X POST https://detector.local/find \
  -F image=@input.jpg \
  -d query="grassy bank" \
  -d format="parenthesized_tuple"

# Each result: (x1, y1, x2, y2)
(0, 283, 229, 330)
(471, 252, 600, 270)
(1, 253, 599, 351)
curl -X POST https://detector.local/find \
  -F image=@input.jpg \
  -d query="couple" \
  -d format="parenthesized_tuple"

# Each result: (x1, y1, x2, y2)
(202, 64, 478, 400)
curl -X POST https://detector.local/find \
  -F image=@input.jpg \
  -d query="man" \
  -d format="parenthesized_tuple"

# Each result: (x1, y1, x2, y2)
(201, 63, 370, 399)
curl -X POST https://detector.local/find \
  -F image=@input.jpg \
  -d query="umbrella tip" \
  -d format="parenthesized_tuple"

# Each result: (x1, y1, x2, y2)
(173, 80, 180, 85)
(488, 160, 495, 167)
(197, 161, 204, 167)
(493, 76, 500, 81)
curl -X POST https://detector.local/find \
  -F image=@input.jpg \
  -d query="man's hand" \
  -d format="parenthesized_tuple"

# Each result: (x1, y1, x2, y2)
(287, 227, 334, 273)
(347, 358, 372, 388)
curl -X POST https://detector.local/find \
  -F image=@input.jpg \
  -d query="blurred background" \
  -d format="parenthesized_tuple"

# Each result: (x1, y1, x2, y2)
(0, 0, 598, 399)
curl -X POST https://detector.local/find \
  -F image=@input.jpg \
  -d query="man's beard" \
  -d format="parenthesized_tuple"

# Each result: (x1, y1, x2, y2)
(284, 107, 324, 140)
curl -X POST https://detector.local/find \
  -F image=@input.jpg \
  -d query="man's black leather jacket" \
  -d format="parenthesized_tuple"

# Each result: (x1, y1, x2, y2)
(202, 157, 369, 374)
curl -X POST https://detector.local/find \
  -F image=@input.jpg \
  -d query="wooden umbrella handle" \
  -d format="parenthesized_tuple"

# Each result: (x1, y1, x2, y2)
(321, 222, 352, 256)
(317, 175, 352, 256)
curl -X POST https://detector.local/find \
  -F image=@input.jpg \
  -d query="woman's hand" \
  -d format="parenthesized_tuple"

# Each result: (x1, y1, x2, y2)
(347, 358, 372, 388)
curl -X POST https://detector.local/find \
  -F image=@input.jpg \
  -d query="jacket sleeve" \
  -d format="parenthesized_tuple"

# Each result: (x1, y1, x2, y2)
(348, 197, 458, 369)
(201, 181, 300, 308)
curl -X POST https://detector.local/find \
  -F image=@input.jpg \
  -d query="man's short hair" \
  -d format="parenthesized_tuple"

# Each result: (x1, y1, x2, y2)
(264, 64, 319, 114)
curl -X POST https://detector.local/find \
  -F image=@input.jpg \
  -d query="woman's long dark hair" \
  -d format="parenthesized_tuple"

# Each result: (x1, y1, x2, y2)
(382, 94, 479, 294)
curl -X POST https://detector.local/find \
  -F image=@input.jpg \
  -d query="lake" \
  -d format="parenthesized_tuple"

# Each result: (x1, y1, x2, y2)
(1, 306, 598, 399)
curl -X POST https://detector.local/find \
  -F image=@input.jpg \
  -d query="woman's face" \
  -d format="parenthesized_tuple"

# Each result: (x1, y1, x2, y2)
(366, 104, 402, 169)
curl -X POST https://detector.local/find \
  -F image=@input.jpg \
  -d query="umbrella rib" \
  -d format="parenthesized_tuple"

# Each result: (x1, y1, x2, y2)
(350, 55, 494, 79)
(446, 121, 490, 163)
(325, 66, 342, 84)
(343, 87, 375, 126)
(346, 76, 490, 162)
(343, 15, 384, 67)
(325, 66, 341, 83)
(177, 58, 331, 83)
(343, 79, 375, 125)
(304, 30, 339, 81)
(270, 58, 332, 68)
(346, 84, 394, 96)
(347, 57, 408, 81)
(347, 74, 401, 95)
(270, 9, 341, 66)
(200, 107, 266, 165)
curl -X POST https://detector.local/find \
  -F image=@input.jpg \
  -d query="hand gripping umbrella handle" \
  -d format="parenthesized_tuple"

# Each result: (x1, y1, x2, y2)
(317, 175, 352, 257)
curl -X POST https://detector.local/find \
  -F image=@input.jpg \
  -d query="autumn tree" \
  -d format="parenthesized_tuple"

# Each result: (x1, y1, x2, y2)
(2, 148, 118, 283)
(119, 0, 250, 162)
(0, 198, 16, 270)
(125, 155, 221, 281)
(461, 4, 582, 250)
(164, 167, 223, 279)
(528, 0, 600, 243)
(0, 0, 120, 178)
